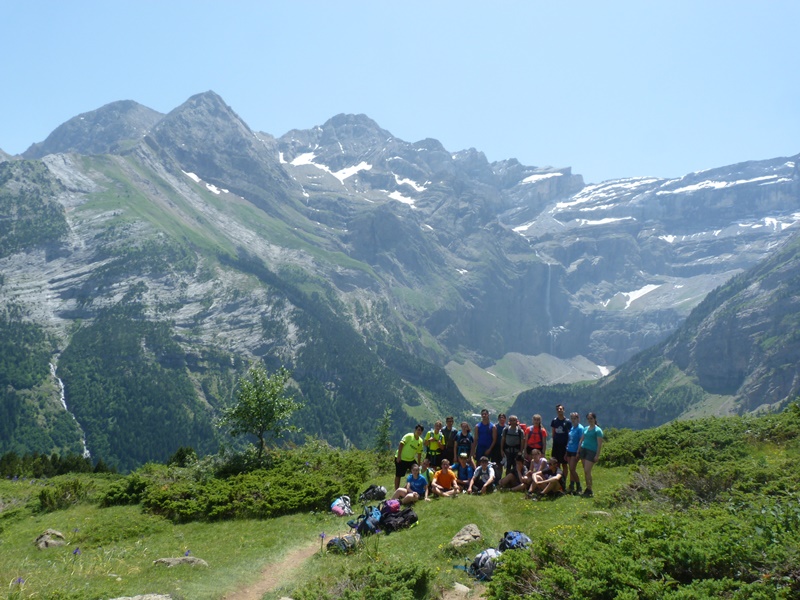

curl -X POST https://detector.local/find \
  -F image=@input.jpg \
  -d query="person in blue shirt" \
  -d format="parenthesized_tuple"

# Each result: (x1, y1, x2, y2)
(390, 463, 430, 505)
(578, 412, 604, 498)
(566, 412, 585, 495)
(454, 452, 475, 489)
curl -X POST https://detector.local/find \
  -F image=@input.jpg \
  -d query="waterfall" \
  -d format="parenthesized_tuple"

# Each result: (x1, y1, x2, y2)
(50, 363, 91, 459)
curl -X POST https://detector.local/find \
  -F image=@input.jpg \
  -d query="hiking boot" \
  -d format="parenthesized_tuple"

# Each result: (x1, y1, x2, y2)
(574, 485, 583, 496)
(568, 481, 575, 494)
(582, 488, 593, 498)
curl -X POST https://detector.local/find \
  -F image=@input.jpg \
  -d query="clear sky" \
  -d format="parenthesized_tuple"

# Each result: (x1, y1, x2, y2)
(3, 1, 798, 183)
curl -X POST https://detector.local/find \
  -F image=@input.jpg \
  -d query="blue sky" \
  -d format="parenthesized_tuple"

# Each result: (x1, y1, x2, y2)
(3, 1, 798, 183)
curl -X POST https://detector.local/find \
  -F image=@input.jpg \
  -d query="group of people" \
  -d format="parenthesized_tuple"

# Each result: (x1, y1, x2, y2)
(392, 406, 604, 504)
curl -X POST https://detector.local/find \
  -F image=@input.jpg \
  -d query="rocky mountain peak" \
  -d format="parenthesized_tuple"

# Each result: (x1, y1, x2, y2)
(147, 90, 294, 207)
(22, 100, 164, 159)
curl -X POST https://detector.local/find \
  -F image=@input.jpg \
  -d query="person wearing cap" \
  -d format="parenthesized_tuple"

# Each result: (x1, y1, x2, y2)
(394, 424, 424, 490)
(455, 452, 475, 488)
(467, 456, 496, 495)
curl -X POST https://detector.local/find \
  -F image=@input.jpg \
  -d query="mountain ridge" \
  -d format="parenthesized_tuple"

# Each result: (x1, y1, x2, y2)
(1, 90, 799, 469)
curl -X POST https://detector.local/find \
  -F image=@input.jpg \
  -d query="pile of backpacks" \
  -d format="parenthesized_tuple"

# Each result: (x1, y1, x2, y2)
(464, 530, 532, 581)
(326, 484, 419, 553)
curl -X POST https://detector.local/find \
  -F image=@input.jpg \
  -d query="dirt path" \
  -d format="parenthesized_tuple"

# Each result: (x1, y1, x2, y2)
(221, 542, 319, 600)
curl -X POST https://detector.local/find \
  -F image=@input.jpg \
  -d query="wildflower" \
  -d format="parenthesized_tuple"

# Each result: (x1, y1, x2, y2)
(73, 547, 81, 556)
(14, 577, 24, 585)
(319, 532, 326, 539)
(184, 550, 191, 556)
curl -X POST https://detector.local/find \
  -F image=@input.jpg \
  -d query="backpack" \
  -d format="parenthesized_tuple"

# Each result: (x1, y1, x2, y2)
(326, 533, 362, 553)
(330, 495, 353, 516)
(379, 499, 401, 516)
(359, 484, 387, 503)
(348, 505, 382, 536)
(379, 506, 418, 533)
(468, 548, 502, 580)
(498, 530, 532, 552)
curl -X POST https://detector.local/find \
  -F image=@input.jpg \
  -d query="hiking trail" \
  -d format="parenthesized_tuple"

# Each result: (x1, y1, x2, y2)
(221, 541, 318, 600)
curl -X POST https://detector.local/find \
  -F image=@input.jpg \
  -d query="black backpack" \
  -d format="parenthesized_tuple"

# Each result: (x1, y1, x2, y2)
(359, 484, 387, 502)
(379, 506, 418, 533)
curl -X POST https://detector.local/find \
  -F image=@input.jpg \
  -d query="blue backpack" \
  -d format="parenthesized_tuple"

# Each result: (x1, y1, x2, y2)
(348, 505, 381, 536)
(498, 530, 532, 551)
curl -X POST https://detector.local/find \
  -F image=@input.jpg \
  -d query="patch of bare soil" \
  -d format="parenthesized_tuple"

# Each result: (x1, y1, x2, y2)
(221, 542, 318, 600)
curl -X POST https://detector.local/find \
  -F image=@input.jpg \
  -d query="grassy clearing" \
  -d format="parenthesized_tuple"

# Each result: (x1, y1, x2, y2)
(0, 466, 625, 600)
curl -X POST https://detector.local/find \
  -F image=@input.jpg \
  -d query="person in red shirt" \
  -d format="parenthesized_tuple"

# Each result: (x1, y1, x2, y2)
(525, 414, 548, 464)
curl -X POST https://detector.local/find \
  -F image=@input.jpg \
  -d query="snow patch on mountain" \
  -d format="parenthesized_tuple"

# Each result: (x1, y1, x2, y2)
(289, 152, 372, 184)
(522, 172, 562, 184)
(658, 175, 787, 195)
(393, 174, 427, 192)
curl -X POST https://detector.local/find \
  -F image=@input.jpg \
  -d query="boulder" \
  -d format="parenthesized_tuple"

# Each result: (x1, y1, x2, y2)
(35, 529, 67, 550)
(450, 524, 482, 548)
(153, 556, 209, 567)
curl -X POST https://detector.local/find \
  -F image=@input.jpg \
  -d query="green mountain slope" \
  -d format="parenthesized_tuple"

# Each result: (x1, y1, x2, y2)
(511, 230, 800, 427)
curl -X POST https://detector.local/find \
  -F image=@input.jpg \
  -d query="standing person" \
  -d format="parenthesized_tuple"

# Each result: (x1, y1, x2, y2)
(454, 452, 475, 489)
(490, 413, 506, 473)
(454, 422, 475, 466)
(472, 409, 497, 465)
(468, 456, 497, 495)
(525, 414, 548, 463)
(579, 412, 604, 498)
(442, 416, 458, 466)
(501, 415, 525, 478)
(394, 424, 424, 490)
(391, 463, 430, 504)
(431, 459, 459, 497)
(550, 405, 572, 475)
(424, 420, 446, 468)
(566, 412, 585, 495)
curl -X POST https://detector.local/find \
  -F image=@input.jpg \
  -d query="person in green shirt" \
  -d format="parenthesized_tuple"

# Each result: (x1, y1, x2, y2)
(424, 420, 446, 468)
(394, 424, 424, 490)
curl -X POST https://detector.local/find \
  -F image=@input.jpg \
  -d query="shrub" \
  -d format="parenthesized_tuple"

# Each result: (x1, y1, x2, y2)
(291, 561, 432, 600)
(38, 478, 94, 512)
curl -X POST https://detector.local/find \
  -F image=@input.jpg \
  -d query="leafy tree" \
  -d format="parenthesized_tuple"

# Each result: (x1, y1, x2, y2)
(219, 365, 301, 457)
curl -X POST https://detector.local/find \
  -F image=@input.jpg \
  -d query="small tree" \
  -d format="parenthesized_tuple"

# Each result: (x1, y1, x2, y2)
(374, 406, 393, 455)
(219, 365, 301, 458)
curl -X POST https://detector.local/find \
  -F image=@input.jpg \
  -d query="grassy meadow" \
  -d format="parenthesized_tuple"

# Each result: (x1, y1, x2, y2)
(2, 406, 799, 599)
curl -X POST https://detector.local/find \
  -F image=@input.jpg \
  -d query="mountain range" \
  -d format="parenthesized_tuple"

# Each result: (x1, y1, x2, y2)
(1, 90, 798, 470)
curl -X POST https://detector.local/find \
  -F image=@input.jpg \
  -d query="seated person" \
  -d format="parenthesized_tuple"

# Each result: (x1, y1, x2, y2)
(431, 459, 459, 497)
(520, 448, 548, 489)
(420, 457, 436, 494)
(529, 457, 564, 497)
(498, 454, 529, 492)
(467, 456, 496, 495)
(391, 463, 430, 504)
(454, 452, 475, 488)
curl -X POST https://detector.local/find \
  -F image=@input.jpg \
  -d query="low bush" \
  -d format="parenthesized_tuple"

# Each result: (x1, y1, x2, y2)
(100, 438, 372, 522)
(291, 561, 432, 600)
(38, 477, 95, 512)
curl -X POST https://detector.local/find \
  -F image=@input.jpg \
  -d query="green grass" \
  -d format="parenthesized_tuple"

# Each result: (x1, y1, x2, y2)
(0, 466, 626, 600)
